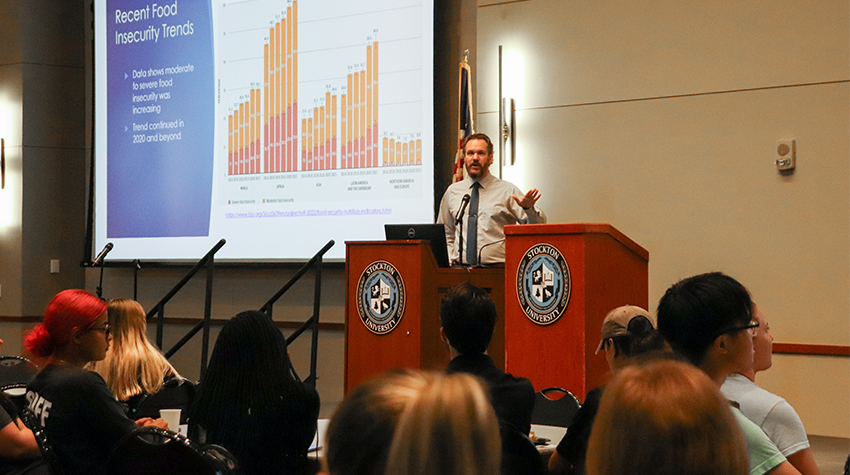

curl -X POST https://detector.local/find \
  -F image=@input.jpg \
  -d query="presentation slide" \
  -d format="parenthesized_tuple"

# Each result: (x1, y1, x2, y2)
(94, 0, 434, 261)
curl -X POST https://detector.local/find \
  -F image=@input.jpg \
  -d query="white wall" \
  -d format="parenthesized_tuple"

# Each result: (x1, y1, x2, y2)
(0, 0, 88, 318)
(477, 0, 849, 437)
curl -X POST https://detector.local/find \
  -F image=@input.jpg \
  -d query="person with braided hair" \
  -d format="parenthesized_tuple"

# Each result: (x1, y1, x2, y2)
(188, 310, 320, 475)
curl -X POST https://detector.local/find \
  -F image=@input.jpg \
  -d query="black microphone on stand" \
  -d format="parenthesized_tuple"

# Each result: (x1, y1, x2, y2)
(93, 242, 113, 300)
(454, 194, 471, 225)
(92, 242, 114, 266)
(455, 194, 471, 265)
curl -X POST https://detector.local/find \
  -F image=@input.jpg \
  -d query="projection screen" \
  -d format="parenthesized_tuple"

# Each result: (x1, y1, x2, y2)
(94, 0, 435, 260)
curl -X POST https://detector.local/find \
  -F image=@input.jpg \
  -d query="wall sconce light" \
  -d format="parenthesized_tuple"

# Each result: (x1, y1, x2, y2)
(1, 138, 5, 189)
(501, 97, 515, 167)
(498, 46, 517, 172)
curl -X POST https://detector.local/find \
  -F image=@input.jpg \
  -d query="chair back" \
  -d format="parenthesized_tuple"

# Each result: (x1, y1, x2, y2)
(530, 387, 581, 428)
(107, 427, 239, 475)
(0, 356, 39, 391)
(20, 408, 59, 475)
(130, 379, 196, 423)
(204, 444, 241, 475)
(499, 422, 545, 475)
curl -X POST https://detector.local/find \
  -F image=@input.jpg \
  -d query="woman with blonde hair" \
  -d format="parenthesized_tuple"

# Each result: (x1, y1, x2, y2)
(90, 299, 186, 419)
(586, 359, 748, 475)
(384, 371, 502, 475)
(325, 369, 431, 475)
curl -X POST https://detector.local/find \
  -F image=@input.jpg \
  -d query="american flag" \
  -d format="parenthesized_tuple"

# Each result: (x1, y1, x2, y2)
(453, 52, 474, 183)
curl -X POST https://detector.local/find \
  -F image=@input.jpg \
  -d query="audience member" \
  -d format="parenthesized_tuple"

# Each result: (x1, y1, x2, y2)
(384, 371, 502, 475)
(585, 359, 749, 475)
(0, 339, 48, 475)
(325, 369, 430, 475)
(440, 282, 535, 435)
(548, 305, 667, 475)
(657, 272, 800, 475)
(89, 299, 188, 419)
(188, 310, 320, 475)
(24, 289, 167, 475)
(721, 305, 820, 475)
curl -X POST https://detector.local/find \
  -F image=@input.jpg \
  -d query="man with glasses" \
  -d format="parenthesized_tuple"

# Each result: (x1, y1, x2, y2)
(722, 305, 820, 475)
(657, 272, 801, 475)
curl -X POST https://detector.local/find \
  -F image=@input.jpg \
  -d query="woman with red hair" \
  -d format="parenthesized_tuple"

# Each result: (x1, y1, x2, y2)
(24, 290, 166, 475)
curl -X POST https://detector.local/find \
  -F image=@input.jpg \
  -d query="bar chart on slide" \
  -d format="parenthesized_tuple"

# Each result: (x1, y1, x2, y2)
(225, 0, 298, 176)
(95, 0, 433, 260)
(217, 0, 427, 177)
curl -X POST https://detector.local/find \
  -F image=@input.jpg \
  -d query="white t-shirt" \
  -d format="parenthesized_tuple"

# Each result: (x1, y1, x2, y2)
(722, 373, 810, 457)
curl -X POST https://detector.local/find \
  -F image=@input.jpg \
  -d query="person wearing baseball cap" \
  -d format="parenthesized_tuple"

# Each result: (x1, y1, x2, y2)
(549, 305, 666, 475)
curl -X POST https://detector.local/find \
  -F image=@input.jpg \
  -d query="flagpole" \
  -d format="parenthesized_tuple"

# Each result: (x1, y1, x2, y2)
(453, 51, 474, 183)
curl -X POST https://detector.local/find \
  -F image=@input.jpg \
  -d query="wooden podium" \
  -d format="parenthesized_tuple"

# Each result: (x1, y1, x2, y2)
(344, 240, 505, 393)
(503, 223, 648, 398)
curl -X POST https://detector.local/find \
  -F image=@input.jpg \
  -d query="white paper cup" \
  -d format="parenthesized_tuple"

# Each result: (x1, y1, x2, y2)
(160, 409, 181, 431)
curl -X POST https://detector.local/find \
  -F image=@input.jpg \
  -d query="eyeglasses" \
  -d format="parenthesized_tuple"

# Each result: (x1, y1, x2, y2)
(87, 323, 111, 336)
(718, 320, 759, 337)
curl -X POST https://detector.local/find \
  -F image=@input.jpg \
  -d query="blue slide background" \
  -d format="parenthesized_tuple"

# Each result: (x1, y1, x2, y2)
(106, 0, 214, 238)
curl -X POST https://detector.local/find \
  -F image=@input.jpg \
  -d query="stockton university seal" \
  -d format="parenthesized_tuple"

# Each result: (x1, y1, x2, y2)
(356, 261, 406, 335)
(516, 243, 570, 325)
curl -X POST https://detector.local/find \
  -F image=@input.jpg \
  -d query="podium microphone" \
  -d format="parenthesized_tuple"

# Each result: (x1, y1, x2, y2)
(455, 194, 471, 225)
(474, 239, 506, 267)
(92, 242, 114, 267)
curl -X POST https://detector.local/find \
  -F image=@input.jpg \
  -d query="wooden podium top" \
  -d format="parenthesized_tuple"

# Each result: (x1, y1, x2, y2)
(504, 223, 648, 261)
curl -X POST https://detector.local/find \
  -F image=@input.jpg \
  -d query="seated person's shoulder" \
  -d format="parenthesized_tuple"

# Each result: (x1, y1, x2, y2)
(501, 370, 534, 391)
(733, 408, 788, 475)
(34, 365, 101, 391)
(286, 380, 321, 416)
(585, 387, 604, 405)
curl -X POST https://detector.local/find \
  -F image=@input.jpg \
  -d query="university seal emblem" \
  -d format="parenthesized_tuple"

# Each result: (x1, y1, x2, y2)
(516, 243, 570, 325)
(356, 261, 406, 334)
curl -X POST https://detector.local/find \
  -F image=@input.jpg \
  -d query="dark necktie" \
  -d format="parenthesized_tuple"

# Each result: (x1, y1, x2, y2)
(466, 181, 480, 265)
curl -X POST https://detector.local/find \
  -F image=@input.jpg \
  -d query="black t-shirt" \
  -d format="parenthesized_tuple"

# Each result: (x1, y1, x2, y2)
(554, 386, 604, 475)
(447, 353, 536, 435)
(25, 365, 138, 475)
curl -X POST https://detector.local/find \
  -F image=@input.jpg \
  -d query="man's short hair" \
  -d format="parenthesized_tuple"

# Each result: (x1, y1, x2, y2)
(440, 282, 497, 355)
(656, 272, 753, 365)
(462, 133, 494, 155)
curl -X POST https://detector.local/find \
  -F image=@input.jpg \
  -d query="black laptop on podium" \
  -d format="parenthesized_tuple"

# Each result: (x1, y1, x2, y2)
(384, 224, 451, 268)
